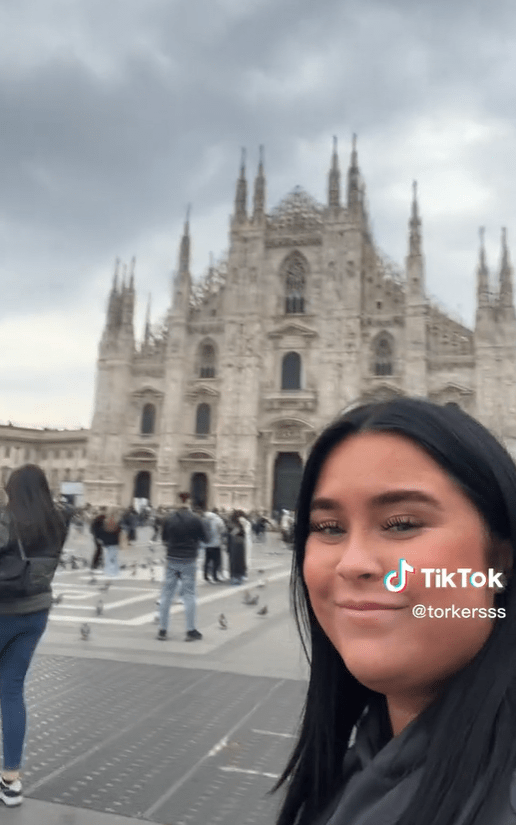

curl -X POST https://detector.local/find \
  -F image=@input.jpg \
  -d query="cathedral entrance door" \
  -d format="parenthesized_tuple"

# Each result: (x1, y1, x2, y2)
(133, 470, 151, 502)
(272, 453, 303, 514)
(191, 472, 208, 510)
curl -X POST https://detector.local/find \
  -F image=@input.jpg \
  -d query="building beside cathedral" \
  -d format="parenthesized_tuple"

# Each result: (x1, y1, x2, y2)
(82, 137, 516, 512)
(0, 423, 88, 505)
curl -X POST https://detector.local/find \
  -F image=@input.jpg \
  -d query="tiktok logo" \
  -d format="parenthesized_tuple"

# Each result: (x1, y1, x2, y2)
(384, 558, 415, 592)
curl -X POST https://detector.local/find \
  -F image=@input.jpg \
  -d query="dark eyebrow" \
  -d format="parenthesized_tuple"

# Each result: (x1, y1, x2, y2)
(310, 490, 443, 512)
(370, 490, 443, 510)
(309, 497, 340, 513)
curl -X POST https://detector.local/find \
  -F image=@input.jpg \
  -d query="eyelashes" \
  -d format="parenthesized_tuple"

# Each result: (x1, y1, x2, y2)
(308, 516, 423, 536)
(308, 520, 343, 536)
(383, 516, 423, 532)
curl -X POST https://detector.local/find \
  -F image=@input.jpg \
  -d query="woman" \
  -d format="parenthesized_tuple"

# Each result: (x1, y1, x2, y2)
(0, 464, 67, 808)
(227, 510, 247, 585)
(273, 398, 516, 825)
(96, 506, 123, 578)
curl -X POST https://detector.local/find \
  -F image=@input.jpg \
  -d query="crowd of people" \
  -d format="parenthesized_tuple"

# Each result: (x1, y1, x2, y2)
(86, 499, 284, 642)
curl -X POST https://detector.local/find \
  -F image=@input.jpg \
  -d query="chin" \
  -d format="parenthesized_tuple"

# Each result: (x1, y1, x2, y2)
(337, 643, 414, 693)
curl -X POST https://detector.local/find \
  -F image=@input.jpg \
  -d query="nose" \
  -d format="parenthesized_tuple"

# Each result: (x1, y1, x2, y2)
(334, 527, 384, 582)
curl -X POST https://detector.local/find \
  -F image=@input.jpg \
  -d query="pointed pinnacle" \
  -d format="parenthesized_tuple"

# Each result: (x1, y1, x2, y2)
(479, 227, 487, 269)
(351, 133, 358, 165)
(331, 135, 339, 169)
(411, 180, 420, 220)
(240, 147, 246, 173)
(113, 257, 120, 290)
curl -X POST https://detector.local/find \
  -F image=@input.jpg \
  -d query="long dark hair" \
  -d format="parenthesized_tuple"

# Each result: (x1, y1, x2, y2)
(5, 464, 66, 547)
(273, 397, 516, 825)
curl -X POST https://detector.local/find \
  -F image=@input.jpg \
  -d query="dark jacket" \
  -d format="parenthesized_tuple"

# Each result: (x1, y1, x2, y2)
(0, 510, 67, 615)
(316, 695, 516, 825)
(96, 521, 122, 547)
(161, 508, 207, 560)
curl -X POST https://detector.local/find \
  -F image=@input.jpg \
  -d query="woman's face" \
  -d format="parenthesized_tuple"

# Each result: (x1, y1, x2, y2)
(304, 432, 501, 701)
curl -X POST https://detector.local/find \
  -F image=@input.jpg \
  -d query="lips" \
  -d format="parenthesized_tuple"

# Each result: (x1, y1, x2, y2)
(337, 601, 406, 610)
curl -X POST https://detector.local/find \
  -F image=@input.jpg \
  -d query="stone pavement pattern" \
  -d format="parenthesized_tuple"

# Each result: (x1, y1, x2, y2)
(1, 528, 308, 823)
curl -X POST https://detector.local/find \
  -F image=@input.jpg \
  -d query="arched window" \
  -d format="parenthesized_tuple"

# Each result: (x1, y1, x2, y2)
(281, 352, 301, 390)
(141, 403, 156, 434)
(199, 342, 216, 378)
(373, 334, 393, 376)
(284, 255, 306, 314)
(195, 403, 211, 435)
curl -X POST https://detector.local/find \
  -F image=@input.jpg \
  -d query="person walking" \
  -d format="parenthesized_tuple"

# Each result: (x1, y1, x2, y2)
(0, 464, 67, 807)
(157, 492, 207, 641)
(202, 507, 226, 582)
(89, 506, 106, 570)
(227, 510, 247, 585)
(121, 506, 138, 545)
(96, 507, 124, 578)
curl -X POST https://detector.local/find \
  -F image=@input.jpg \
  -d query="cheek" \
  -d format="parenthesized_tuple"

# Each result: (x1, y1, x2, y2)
(303, 543, 333, 596)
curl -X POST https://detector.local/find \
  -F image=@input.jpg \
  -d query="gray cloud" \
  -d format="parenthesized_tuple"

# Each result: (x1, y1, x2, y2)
(2, 0, 516, 423)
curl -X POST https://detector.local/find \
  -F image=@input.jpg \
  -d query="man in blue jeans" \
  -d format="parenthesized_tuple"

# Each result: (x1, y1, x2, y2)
(157, 492, 208, 642)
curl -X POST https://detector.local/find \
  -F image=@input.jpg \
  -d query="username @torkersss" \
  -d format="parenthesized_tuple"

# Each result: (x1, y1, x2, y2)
(412, 605, 506, 619)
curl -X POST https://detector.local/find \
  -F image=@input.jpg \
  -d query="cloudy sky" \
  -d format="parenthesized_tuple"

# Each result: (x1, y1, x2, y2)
(1, 0, 515, 429)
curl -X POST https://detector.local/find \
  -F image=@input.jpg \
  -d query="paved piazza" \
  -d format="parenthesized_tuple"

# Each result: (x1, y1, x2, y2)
(12, 527, 308, 824)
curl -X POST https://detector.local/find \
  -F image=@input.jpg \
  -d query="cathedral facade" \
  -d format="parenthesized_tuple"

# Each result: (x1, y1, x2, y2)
(83, 138, 516, 511)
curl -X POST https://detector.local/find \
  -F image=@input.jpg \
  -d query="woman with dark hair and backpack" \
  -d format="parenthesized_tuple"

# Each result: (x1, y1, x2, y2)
(272, 398, 516, 825)
(0, 464, 67, 807)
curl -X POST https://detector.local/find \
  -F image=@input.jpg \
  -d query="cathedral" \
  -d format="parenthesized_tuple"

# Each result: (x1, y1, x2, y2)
(83, 137, 516, 512)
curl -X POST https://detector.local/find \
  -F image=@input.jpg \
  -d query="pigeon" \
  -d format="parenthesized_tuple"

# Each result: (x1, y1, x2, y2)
(131, 564, 138, 576)
(218, 613, 228, 629)
(140, 563, 147, 569)
(51, 593, 63, 605)
(257, 605, 268, 616)
(80, 623, 91, 640)
(120, 563, 127, 570)
(243, 591, 254, 604)
(96, 599, 104, 616)
(88, 576, 98, 585)
(256, 579, 267, 589)
(258, 569, 265, 574)
(71, 557, 79, 570)
(98, 582, 111, 592)
(247, 594, 259, 606)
